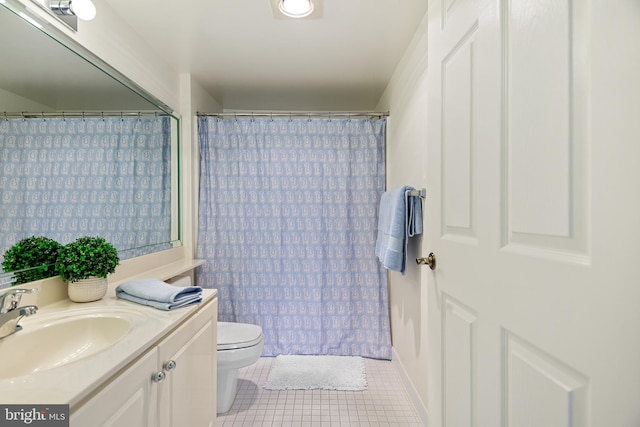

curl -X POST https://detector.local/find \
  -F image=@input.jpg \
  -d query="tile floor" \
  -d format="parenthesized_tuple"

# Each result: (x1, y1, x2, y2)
(216, 356, 423, 426)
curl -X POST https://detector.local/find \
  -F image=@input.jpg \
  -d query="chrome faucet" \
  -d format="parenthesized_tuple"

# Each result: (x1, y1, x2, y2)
(0, 288, 38, 339)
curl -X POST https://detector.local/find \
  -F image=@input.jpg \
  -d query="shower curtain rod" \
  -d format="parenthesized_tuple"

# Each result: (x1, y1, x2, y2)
(197, 111, 389, 120)
(2, 111, 168, 120)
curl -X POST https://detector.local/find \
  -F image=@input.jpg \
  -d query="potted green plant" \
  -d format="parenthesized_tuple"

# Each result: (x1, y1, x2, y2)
(56, 236, 120, 302)
(2, 236, 63, 285)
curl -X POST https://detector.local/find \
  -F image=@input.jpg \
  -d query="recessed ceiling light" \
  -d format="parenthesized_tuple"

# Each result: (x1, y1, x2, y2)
(278, 0, 314, 18)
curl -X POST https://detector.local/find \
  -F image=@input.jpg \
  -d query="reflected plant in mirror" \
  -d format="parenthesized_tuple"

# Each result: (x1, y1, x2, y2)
(0, 2, 181, 286)
(2, 236, 62, 285)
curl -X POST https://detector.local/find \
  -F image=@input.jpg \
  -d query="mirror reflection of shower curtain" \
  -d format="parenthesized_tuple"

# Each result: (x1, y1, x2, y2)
(0, 117, 172, 260)
(196, 116, 391, 359)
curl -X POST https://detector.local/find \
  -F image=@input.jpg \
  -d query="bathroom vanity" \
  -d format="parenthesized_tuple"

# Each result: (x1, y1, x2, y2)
(0, 260, 217, 427)
(72, 293, 217, 426)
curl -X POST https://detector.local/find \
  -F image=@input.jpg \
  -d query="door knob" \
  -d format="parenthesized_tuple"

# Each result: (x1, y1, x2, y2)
(416, 252, 436, 270)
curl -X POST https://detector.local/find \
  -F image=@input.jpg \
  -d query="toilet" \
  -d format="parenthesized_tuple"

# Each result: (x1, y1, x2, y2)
(216, 321, 265, 414)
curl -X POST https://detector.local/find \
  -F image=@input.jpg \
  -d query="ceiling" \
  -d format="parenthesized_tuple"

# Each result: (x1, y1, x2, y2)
(102, 0, 428, 112)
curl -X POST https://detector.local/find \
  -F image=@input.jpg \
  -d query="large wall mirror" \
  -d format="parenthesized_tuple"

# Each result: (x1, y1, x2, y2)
(0, 1, 180, 286)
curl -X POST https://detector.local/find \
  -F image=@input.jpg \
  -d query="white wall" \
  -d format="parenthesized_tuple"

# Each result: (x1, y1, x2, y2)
(0, 88, 53, 111)
(179, 75, 222, 259)
(376, 10, 430, 416)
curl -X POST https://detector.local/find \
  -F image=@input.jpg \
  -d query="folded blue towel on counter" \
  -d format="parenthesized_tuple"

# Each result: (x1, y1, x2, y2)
(116, 278, 203, 311)
(375, 185, 423, 274)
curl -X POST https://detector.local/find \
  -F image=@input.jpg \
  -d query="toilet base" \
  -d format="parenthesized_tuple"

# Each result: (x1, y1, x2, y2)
(217, 367, 239, 414)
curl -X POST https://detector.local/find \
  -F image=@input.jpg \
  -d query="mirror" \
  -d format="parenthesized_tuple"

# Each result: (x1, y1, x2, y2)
(0, 2, 180, 286)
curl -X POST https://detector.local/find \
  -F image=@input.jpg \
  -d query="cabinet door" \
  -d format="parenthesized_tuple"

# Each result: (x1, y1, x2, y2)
(158, 299, 217, 427)
(71, 348, 158, 427)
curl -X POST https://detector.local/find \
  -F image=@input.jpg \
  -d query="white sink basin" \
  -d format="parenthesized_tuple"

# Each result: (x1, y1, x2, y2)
(0, 312, 134, 379)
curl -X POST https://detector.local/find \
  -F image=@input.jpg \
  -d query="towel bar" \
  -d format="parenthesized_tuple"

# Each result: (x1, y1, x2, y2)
(408, 189, 426, 198)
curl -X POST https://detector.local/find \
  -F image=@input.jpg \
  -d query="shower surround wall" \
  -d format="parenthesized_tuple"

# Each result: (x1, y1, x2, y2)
(196, 116, 391, 359)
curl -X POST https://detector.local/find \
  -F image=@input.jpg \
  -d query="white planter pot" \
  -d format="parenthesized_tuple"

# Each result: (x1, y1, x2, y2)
(68, 277, 108, 302)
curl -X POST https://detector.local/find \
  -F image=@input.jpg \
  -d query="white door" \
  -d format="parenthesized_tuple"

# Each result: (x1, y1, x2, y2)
(425, 0, 640, 426)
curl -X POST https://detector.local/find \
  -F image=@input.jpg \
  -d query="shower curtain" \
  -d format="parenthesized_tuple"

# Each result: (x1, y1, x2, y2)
(0, 116, 172, 259)
(196, 116, 391, 359)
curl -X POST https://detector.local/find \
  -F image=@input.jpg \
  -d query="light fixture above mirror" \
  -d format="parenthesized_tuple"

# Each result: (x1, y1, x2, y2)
(278, 0, 314, 18)
(30, 0, 96, 31)
(50, 0, 96, 20)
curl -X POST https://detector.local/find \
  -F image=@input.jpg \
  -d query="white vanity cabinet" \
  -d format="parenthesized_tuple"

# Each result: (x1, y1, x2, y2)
(71, 297, 217, 427)
(70, 346, 159, 426)
(157, 297, 217, 427)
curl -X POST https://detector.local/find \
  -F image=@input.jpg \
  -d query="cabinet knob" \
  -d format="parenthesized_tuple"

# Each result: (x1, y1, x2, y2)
(164, 360, 177, 371)
(153, 371, 166, 383)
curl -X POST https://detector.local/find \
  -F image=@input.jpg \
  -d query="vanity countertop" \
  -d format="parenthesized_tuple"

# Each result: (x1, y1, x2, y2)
(0, 282, 217, 407)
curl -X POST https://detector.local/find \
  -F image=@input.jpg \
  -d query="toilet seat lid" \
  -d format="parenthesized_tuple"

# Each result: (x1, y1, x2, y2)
(218, 322, 264, 350)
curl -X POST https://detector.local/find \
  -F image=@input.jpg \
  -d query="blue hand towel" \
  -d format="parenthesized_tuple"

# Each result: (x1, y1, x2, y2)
(116, 278, 203, 311)
(375, 186, 423, 274)
(116, 291, 202, 311)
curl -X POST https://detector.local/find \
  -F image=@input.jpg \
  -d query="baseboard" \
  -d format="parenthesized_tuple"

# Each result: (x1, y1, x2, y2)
(391, 347, 429, 426)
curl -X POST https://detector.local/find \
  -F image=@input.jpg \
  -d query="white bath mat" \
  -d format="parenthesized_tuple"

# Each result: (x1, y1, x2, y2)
(264, 355, 367, 391)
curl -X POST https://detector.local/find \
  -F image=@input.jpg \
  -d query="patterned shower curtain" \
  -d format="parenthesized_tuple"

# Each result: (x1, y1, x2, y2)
(196, 116, 391, 359)
(0, 116, 172, 259)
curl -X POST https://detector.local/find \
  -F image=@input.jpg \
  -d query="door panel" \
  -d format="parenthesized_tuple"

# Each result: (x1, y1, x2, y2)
(442, 24, 478, 243)
(504, 331, 589, 427)
(425, 0, 640, 426)
(502, 0, 590, 258)
(443, 295, 477, 427)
